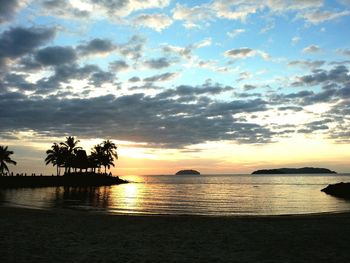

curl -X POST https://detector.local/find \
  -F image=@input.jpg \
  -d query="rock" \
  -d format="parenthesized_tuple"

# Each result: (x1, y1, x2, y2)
(321, 182, 350, 199)
(175, 170, 200, 175)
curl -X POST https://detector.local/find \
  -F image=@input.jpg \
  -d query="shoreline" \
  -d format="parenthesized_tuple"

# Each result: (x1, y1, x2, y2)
(2, 206, 350, 262)
(3, 203, 350, 218)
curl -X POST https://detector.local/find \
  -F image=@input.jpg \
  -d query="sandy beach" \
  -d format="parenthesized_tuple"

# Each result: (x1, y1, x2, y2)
(1, 207, 350, 262)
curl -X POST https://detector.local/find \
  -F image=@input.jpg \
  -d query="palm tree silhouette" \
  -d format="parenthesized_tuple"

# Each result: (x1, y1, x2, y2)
(60, 136, 81, 174)
(90, 144, 104, 174)
(45, 143, 64, 176)
(102, 140, 118, 174)
(102, 140, 118, 160)
(0, 146, 17, 176)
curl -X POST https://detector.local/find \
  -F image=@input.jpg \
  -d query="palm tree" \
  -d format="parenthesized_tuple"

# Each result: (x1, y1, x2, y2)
(60, 136, 81, 174)
(90, 144, 104, 173)
(0, 146, 17, 176)
(102, 140, 118, 160)
(45, 143, 64, 176)
(101, 139, 118, 174)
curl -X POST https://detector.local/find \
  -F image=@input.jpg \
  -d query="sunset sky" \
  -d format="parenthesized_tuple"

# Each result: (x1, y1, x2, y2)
(1, 0, 350, 175)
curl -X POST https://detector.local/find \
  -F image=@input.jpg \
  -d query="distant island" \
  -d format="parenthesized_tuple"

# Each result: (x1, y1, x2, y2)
(176, 169, 201, 175)
(252, 167, 337, 175)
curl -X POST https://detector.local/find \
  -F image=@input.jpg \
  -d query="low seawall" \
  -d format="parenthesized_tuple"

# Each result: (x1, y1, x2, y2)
(0, 175, 128, 188)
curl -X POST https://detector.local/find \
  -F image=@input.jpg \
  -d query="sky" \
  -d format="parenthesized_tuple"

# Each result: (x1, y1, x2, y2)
(1, 0, 350, 175)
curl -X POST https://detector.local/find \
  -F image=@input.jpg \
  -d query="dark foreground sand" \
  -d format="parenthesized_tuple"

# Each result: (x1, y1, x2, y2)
(1, 207, 350, 262)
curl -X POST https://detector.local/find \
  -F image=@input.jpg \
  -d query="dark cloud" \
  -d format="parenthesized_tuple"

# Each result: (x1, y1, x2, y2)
(32, 64, 116, 93)
(4, 73, 35, 91)
(109, 60, 129, 72)
(156, 84, 233, 99)
(243, 84, 257, 91)
(89, 71, 116, 86)
(144, 72, 178, 82)
(0, 0, 21, 23)
(128, 76, 141, 82)
(35, 46, 77, 66)
(0, 26, 56, 67)
(293, 65, 350, 86)
(78, 38, 116, 55)
(0, 89, 272, 147)
(277, 106, 303, 112)
(297, 119, 332, 134)
(144, 57, 172, 69)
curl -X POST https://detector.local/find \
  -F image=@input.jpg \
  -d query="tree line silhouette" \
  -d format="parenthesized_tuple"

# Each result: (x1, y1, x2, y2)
(45, 136, 118, 176)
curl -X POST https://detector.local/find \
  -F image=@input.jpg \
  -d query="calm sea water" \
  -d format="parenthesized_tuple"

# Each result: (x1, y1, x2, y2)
(1, 174, 350, 216)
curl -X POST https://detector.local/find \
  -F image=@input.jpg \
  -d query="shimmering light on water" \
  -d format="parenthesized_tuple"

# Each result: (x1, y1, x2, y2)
(1, 174, 350, 215)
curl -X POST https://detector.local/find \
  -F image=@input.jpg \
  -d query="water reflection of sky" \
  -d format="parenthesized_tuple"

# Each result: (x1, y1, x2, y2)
(1, 175, 350, 216)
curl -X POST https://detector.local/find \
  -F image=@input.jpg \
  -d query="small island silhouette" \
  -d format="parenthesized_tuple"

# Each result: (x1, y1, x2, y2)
(252, 167, 337, 174)
(176, 169, 200, 175)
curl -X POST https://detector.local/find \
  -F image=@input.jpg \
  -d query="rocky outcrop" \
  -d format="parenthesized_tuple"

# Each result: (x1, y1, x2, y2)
(321, 182, 350, 199)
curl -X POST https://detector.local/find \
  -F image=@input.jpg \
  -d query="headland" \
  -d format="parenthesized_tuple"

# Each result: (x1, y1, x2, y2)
(252, 167, 337, 174)
(0, 172, 128, 189)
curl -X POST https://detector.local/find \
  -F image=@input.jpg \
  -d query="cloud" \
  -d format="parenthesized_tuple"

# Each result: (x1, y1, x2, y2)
(77, 38, 116, 56)
(288, 60, 325, 69)
(0, 89, 273, 147)
(128, 76, 141, 82)
(109, 60, 129, 72)
(158, 83, 233, 98)
(0, 0, 26, 23)
(144, 72, 179, 82)
(34, 46, 77, 66)
(15, 63, 117, 94)
(227, 28, 245, 38)
(297, 119, 332, 134)
(212, 0, 259, 21)
(224, 48, 270, 60)
(293, 65, 350, 86)
(3, 73, 35, 91)
(0, 26, 56, 67)
(133, 13, 173, 32)
(41, 0, 170, 20)
(243, 84, 258, 91)
(302, 45, 321, 53)
(292, 36, 301, 45)
(118, 35, 146, 60)
(266, 0, 323, 12)
(337, 48, 350, 56)
(41, 0, 90, 19)
(144, 58, 173, 69)
(90, 0, 170, 17)
(172, 3, 213, 28)
(301, 10, 350, 24)
(162, 38, 212, 61)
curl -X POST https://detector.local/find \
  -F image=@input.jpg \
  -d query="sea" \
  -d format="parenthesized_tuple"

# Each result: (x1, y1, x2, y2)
(1, 174, 350, 216)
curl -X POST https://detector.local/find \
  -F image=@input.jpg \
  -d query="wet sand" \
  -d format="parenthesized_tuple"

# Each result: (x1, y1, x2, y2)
(1, 207, 350, 262)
